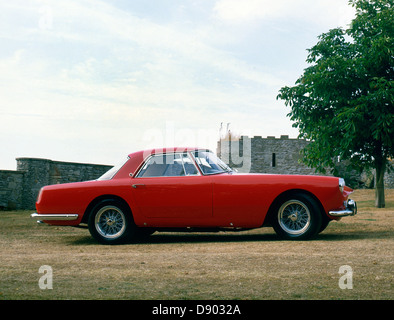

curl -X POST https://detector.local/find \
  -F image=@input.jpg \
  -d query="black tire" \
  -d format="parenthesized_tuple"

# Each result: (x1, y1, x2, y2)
(88, 199, 136, 244)
(319, 217, 331, 233)
(271, 193, 322, 240)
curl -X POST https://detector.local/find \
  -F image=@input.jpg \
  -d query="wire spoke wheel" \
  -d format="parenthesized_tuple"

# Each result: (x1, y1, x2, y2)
(95, 205, 126, 240)
(278, 200, 311, 236)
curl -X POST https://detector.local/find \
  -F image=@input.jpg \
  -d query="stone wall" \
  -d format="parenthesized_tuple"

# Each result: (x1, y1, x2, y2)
(217, 135, 320, 175)
(0, 170, 25, 210)
(249, 135, 317, 175)
(384, 160, 394, 188)
(0, 158, 112, 210)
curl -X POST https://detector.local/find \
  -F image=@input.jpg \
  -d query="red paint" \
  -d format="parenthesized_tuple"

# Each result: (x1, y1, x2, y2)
(35, 148, 352, 229)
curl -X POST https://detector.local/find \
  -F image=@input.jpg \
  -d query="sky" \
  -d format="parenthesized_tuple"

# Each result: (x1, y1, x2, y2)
(0, 0, 356, 169)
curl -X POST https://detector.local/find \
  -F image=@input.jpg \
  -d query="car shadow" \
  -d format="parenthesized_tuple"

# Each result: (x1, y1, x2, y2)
(317, 229, 393, 241)
(69, 232, 279, 246)
(140, 232, 280, 244)
(68, 228, 393, 246)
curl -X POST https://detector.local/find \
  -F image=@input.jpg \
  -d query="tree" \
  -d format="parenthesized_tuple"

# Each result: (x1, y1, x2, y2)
(277, 0, 393, 208)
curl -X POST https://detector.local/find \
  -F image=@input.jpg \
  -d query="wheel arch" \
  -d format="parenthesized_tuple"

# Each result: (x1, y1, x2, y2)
(265, 189, 326, 225)
(81, 194, 132, 224)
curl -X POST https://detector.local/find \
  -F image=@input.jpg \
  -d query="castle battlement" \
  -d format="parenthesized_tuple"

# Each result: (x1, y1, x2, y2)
(217, 135, 313, 175)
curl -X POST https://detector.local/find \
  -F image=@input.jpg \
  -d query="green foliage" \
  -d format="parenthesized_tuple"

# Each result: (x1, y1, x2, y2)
(277, 0, 394, 177)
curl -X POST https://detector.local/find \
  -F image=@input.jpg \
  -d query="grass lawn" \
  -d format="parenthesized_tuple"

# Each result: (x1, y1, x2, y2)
(0, 189, 393, 300)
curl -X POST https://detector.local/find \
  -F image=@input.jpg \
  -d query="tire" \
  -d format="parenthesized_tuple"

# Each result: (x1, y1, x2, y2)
(88, 199, 136, 244)
(271, 193, 322, 240)
(319, 218, 330, 233)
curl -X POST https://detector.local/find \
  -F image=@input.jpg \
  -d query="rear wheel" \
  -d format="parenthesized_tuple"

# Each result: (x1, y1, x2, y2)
(272, 193, 322, 240)
(88, 199, 136, 244)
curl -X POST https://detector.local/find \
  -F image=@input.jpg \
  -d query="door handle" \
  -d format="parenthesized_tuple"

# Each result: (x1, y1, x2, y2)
(132, 184, 145, 189)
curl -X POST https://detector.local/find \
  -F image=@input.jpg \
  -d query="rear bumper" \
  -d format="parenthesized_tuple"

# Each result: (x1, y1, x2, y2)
(31, 213, 79, 223)
(328, 199, 357, 217)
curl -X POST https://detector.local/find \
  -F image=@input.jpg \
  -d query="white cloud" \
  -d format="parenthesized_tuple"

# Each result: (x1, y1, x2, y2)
(213, 0, 286, 22)
(213, 0, 355, 29)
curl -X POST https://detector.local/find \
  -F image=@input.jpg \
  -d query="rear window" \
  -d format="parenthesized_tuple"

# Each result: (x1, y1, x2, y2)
(97, 157, 129, 180)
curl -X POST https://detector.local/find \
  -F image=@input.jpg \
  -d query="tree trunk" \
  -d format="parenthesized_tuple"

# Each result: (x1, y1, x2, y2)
(375, 160, 386, 208)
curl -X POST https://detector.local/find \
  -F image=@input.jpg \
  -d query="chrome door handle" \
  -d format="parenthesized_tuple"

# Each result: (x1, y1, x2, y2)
(132, 184, 145, 189)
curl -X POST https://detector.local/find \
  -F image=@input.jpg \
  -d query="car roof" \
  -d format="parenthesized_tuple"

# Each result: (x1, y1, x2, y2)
(128, 147, 208, 159)
(112, 148, 214, 179)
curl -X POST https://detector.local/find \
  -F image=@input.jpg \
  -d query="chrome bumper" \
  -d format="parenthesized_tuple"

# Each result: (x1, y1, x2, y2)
(31, 213, 79, 223)
(328, 199, 357, 217)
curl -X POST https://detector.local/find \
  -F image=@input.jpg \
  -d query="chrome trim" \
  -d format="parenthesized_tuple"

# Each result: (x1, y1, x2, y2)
(329, 199, 357, 217)
(339, 178, 345, 193)
(30, 213, 79, 222)
(133, 154, 152, 177)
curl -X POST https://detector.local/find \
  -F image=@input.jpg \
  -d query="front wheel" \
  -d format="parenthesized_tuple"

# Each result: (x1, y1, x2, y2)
(271, 194, 322, 240)
(88, 200, 136, 244)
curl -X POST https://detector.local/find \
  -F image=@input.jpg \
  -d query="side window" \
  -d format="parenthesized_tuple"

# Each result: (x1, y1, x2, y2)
(137, 155, 166, 177)
(137, 153, 199, 178)
(181, 153, 199, 175)
(164, 154, 184, 176)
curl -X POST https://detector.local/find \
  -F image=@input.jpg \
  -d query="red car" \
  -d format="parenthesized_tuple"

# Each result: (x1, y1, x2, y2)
(31, 147, 357, 244)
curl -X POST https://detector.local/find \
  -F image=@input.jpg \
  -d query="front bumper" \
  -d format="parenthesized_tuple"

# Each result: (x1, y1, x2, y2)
(328, 199, 357, 217)
(31, 213, 79, 223)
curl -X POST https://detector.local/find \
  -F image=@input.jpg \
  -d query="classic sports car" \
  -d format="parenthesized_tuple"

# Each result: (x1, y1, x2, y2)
(31, 147, 357, 244)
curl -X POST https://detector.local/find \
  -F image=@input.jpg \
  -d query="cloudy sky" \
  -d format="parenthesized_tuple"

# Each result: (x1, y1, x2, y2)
(0, 0, 355, 169)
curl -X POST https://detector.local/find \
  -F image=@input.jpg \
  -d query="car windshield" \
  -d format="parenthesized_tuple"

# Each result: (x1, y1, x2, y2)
(97, 157, 129, 180)
(193, 150, 233, 175)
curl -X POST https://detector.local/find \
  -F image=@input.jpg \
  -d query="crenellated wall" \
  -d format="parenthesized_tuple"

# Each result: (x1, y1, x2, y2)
(217, 135, 319, 175)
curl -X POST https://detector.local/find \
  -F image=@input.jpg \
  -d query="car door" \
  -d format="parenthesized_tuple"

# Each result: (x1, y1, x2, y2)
(130, 152, 212, 224)
(211, 174, 267, 228)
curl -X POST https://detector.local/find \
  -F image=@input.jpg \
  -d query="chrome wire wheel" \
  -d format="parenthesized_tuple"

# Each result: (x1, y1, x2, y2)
(278, 200, 311, 236)
(94, 205, 126, 240)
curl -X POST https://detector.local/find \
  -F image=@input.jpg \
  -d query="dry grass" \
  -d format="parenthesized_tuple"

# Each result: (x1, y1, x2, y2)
(0, 189, 393, 300)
